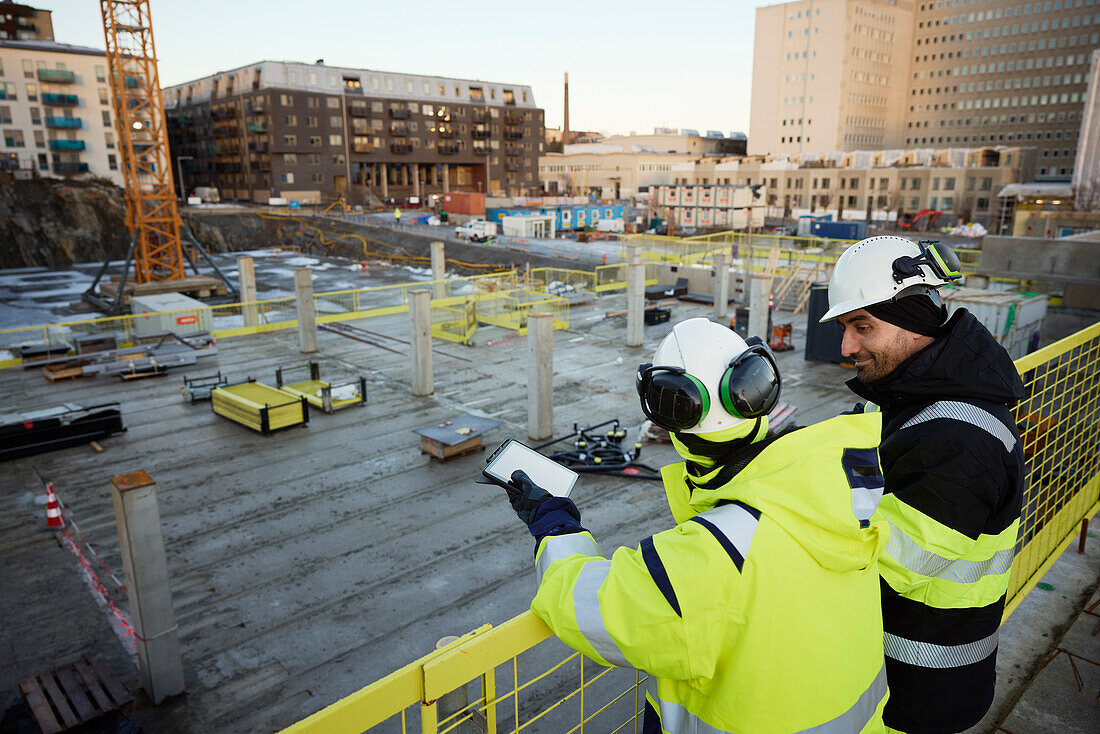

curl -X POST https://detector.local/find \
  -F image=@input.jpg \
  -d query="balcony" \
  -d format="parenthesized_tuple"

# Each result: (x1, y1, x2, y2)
(246, 121, 267, 133)
(248, 104, 265, 115)
(390, 142, 413, 154)
(504, 111, 525, 125)
(37, 69, 75, 84)
(206, 144, 222, 154)
(438, 143, 460, 155)
(472, 128, 491, 140)
(45, 117, 82, 129)
(503, 129, 523, 141)
(473, 110, 491, 123)
(389, 107, 411, 119)
(389, 124, 408, 136)
(348, 105, 370, 117)
(437, 127, 456, 138)
(250, 160, 271, 172)
(124, 75, 141, 88)
(42, 93, 79, 106)
(49, 140, 86, 151)
(216, 162, 241, 173)
(352, 141, 374, 153)
(505, 162, 521, 172)
(472, 145, 489, 156)
(54, 162, 89, 174)
(506, 145, 524, 156)
(248, 142, 268, 153)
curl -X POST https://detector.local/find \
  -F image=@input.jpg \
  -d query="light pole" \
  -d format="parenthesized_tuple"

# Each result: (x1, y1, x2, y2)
(175, 155, 193, 202)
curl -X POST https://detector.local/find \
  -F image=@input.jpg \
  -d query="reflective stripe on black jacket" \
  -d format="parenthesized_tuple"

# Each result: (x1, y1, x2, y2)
(848, 309, 1025, 734)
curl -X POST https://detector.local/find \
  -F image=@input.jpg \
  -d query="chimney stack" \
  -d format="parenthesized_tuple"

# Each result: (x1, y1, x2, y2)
(563, 72, 570, 147)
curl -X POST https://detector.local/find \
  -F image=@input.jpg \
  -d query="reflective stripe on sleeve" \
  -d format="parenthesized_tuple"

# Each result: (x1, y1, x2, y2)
(645, 663, 888, 734)
(535, 532, 601, 586)
(884, 521, 1015, 584)
(572, 560, 631, 668)
(884, 630, 999, 669)
(899, 400, 1017, 452)
(689, 501, 760, 572)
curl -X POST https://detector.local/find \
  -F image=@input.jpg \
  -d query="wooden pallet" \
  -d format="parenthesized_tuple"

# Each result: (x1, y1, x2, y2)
(19, 654, 132, 734)
(420, 434, 486, 461)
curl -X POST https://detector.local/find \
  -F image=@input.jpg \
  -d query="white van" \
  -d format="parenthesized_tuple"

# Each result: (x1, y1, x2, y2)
(454, 220, 497, 242)
(193, 186, 220, 203)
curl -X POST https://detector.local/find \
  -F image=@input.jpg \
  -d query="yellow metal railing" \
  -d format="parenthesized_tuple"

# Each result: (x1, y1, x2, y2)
(281, 321, 1100, 734)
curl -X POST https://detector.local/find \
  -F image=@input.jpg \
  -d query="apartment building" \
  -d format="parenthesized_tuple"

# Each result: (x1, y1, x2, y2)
(652, 146, 1036, 231)
(164, 61, 545, 204)
(0, 1, 53, 41)
(539, 150, 696, 199)
(750, 0, 1100, 181)
(0, 39, 123, 184)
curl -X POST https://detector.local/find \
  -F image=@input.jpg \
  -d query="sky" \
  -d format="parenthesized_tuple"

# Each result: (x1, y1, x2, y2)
(37, 0, 774, 137)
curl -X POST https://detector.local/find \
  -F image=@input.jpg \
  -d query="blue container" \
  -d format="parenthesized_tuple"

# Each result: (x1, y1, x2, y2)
(810, 220, 867, 241)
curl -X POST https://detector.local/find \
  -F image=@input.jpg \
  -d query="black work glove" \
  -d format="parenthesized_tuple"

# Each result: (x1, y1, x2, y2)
(504, 470, 553, 525)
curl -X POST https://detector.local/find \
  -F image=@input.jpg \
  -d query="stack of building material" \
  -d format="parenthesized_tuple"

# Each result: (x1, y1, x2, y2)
(941, 287, 1047, 359)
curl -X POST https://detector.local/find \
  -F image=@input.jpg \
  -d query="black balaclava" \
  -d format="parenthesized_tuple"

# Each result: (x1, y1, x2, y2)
(865, 292, 949, 337)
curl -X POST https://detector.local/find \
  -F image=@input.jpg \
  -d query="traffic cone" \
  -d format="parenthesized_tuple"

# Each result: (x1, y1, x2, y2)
(45, 482, 64, 530)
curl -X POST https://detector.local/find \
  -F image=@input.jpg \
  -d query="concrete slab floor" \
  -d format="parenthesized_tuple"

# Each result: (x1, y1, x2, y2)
(0, 293, 1094, 733)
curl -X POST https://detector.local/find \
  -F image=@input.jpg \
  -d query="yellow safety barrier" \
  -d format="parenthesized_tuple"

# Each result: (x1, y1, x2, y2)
(280, 321, 1100, 734)
(528, 265, 659, 295)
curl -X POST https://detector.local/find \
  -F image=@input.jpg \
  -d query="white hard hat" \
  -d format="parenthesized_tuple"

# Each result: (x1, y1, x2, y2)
(820, 236, 960, 322)
(638, 318, 780, 434)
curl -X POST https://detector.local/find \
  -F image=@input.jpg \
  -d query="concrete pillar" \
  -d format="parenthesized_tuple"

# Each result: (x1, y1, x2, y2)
(380, 163, 389, 198)
(401, 164, 409, 187)
(409, 288, 433, 396)
(442, 163, 450, 193)
(110, 471, 185, 704)
(626, 243, 645, 347)
(430, 241, 446, 299)
(413, 163, 421, 197)
(237, 256, 258, 328)
(748, 275, 771, 343)
(713, 251, 730, 321)
(295, 267, 317, 353)
(527, 312, 554, 440)
(431, 164, 438, 187)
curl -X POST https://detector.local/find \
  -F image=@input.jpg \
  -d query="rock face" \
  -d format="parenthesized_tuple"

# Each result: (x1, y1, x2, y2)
(0, 173, 130, 269)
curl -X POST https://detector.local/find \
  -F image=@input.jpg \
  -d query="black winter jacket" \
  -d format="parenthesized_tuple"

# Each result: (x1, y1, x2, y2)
(849, 309, 1025, 734)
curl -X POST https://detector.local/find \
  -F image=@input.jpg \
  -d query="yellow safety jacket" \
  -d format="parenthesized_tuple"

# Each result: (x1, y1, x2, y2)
(531, 413, 890, 734)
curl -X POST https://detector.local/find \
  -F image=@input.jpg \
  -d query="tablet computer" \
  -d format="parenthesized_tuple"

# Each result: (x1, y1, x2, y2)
(484, 439, 579, 498)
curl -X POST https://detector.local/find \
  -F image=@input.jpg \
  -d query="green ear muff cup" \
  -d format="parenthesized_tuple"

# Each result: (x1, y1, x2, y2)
(643, 370, 707, 431)
(719, 354, 781, 419)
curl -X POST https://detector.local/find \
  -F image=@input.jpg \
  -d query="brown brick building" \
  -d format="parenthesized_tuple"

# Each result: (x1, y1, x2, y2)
(0, 1, 53, 42)
(164, 61, 544, 204)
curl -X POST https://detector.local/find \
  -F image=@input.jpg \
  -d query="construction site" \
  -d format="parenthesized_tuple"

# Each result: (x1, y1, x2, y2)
(1, 2, 1099, 734)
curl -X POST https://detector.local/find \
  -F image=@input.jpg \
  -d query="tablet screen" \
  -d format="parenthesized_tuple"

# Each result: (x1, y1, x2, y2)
(485, 440, 578, 498)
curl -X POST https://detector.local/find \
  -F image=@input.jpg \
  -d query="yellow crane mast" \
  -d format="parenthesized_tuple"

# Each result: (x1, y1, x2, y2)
(99, 0, 185, 283)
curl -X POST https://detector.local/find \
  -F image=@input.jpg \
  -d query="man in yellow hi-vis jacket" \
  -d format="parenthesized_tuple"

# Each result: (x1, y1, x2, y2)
(493, 319, 890, 733)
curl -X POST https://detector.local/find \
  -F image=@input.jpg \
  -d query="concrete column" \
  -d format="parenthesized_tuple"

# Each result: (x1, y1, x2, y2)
(409, 288, 433, 396)
(431, 164, 438, 187)
(401, 164, 409, 187)
(295, 267, 317, 353)
(380, 163, 389, 198)
(713, 251, 730, 321)
(430, 241, 446, 299)
(748, 275, 771, 343)
(527, 312, 554, 440)
(626, 243, 645, 347)
(237, 256, 258, 328)
(442, 163, 450, 193)
(110, 471, 185, 704)
(413, 163, 421, 198)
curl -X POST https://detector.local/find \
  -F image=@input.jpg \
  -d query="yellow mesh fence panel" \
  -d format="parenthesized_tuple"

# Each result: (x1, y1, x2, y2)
(279, 321, 1100, 734)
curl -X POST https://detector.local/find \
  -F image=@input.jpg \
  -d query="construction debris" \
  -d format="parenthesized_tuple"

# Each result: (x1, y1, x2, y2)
(0, 403, 125, 462)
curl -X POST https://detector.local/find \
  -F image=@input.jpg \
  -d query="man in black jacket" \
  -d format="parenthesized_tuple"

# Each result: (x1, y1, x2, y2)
(821, 236, 1026, 734)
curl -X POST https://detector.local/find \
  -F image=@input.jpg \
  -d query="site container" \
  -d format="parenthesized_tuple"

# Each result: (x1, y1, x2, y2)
(442, 192, 485, 215)
(810, 220, 867, 240)
(941, 287, 1046, 360)
(131, 293, 212, 336)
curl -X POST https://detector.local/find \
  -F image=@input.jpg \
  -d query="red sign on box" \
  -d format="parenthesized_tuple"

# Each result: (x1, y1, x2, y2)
(176, 315, 198, 325)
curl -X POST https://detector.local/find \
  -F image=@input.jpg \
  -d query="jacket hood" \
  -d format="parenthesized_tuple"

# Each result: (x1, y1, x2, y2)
(666, 413, 886, 573)
(847, 309, 1025, 410)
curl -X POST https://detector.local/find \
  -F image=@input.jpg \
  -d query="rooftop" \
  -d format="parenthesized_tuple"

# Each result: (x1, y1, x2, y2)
(0, 38, 103, 56)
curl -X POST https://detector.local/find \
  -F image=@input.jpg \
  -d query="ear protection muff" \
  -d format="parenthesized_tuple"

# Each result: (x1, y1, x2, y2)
(636, 363, 710, 431)
(717, 337, 781, 419)
(892, 240, 963, 284)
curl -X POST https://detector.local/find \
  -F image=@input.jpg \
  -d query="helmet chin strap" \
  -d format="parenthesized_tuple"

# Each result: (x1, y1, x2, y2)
(673, 417, 765, 487)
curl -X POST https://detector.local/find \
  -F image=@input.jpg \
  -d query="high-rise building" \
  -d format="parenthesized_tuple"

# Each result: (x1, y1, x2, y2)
(1071, 48, 1099, 206)
(750, 0, 1100, 181)
(0, 39, 123, 184)
(0, 1, 54, 42)
(164, 61, 545, 204)
(750, 0, 916, 158)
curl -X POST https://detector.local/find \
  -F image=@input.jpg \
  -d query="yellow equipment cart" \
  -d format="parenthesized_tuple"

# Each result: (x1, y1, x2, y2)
(211, 380, 309, 434)
(274, 361, 367, 414)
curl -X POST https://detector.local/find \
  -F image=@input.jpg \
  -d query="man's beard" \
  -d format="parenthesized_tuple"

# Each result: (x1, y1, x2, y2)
(854, 332, 913, 383)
